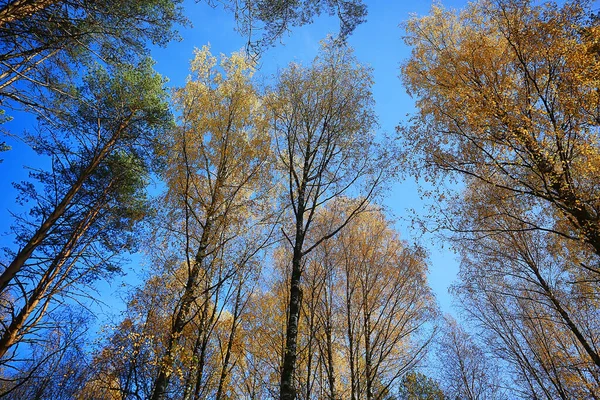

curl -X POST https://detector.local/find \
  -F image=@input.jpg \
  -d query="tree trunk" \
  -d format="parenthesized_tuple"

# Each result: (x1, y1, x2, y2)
(150, 219, 213, 400)
(324, 323, 336, 400)
(0, 0, 58, 27)
(216, 282, 243, 400)
(0, 190, 104, 359)
(280, 249, 303, 400)
(528, 259, 600, 368)
(0, 120, 127, 295)
(364, 310, 373, 400)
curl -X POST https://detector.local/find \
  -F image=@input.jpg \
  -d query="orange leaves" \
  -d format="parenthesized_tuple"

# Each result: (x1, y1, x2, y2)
(403, 2, 600, 395)
(401, 0, 600, 253)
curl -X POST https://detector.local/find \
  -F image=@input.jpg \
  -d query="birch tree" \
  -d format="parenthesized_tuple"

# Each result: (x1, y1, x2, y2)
(267, 42, 384, 400)
(149, 46, 272, 400)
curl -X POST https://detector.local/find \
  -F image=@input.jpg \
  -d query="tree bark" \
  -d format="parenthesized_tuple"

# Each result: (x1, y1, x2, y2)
(0, 0, 58, 27)
(216, 282, 243, 400)
(0, 200, 101, 359)
(280, 248, 303, 400)
(150, 218, 213, 400)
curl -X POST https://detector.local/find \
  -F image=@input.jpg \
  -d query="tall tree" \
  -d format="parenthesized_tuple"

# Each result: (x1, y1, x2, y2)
(148, 46, 272, 400)
(0, 0, 185, 116)
(401, 0, 600, 272)
(239, 204, 435, 400)
(437, 317, 505, 400)
(0, 60, 171, 372)
(337, 209, 435, 400)
(0, 0, 368, 120)
(451, 188, 600, 398)
(401, 0, 600, 395)
(268, 41, 384, 400)
(398, 371, 445, 400)
(0, 307, 94, 399)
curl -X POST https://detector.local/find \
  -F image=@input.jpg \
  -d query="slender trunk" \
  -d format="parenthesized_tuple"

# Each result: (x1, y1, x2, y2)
(216, 282, 243, 400)
(322, 274, 336, 400)
(364, 309, 373, 400)
(345, 265, 358, 400)
(524, 253, 600, 368)
(150, 219, 213, 400)
(280, 174, 307, 400)
(347, 317, 357, 399)
(0, 190, 105, 359)
(280, 247, 303, 400)
(304, 285, 317, 400)
(305, 348, 312, 400)
(324, 323, 336, 400)
(182, 331, 204, 400)
(194, 288, 218, 400)
(193, 330, 209, 400)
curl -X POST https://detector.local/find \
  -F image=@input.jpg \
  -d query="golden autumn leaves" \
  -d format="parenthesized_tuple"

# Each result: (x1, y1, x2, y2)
(98, 42, 422, 400)
(400, 0, 600, 397)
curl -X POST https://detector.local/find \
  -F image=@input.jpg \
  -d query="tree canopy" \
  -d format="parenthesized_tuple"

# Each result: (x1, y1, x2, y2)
(2, 0, 600, 398)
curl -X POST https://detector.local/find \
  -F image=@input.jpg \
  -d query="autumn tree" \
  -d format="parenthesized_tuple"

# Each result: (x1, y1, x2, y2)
(334, 207, 435, 400)
(82, 254, 259, 399)
(401, 0, 600, 394)
(401, 0, 600, 277)
(267, 41, 385, 400)
(233, 253, 295, 399)
(451, 190, 600, 398)
(79, 271, 176, 399)
(148, 46, 272, 400)
(239, 204, 435, 400)
(437, 317, 506, 400)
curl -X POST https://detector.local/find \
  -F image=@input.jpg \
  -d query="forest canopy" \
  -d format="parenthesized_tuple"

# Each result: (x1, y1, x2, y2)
(0, 0, 599, 399)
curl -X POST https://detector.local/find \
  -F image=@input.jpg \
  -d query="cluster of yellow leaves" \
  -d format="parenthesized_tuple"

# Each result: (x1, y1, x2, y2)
(163, 45, 272, 239)
(403, 0, 600, 202)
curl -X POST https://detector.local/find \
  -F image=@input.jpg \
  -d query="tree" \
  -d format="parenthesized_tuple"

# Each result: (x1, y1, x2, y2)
(148, 46, 272, 400)
(0, 60, 171, 372)
(237, 204, 435, 400)
(229, 0, 367, 52)
(0, 0, 185, 117)
(451, 189, 600, 398)
(268, 41, 384, 400)
(437, 317, 505, 400)
(0, 0, 367, 121)
(398, 372, 445, 400)
(335, 207, 435, 400)
(401, 0, 600, 274)
(84, 257, 261, 400)
(401, 0, 600, 395)
(0, 307, 94, 399)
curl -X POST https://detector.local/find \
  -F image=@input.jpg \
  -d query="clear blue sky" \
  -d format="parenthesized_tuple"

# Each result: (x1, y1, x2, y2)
(0, 0, 469, 321)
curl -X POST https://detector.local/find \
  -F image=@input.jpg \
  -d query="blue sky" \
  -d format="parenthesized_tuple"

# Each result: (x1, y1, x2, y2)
(0, 0, 469, 321)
